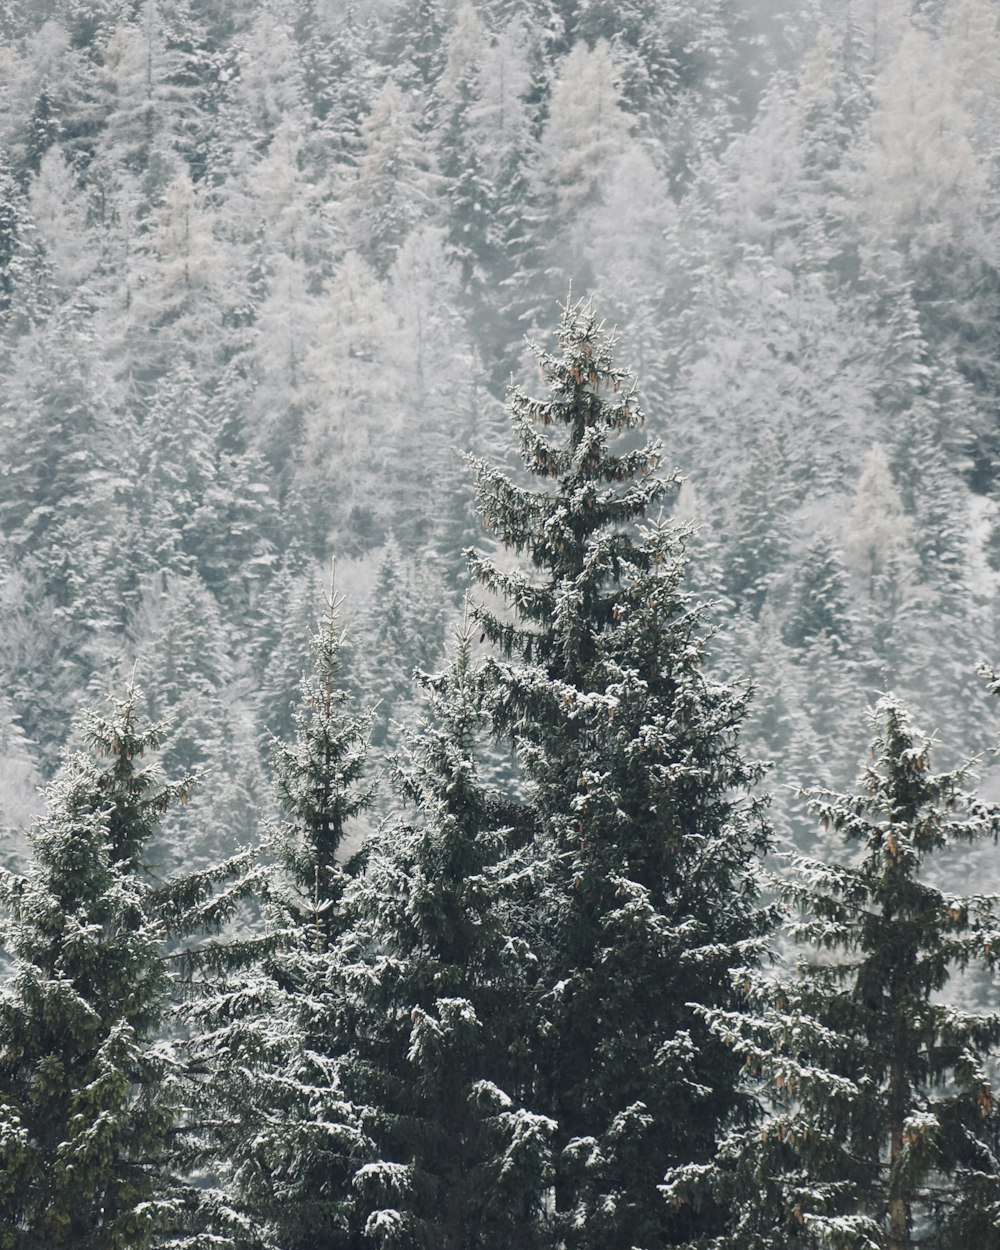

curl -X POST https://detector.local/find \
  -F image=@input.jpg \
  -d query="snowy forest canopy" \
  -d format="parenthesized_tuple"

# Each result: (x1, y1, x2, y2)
(2, 0, 1000, 1247)
(0, 0, 997, 863)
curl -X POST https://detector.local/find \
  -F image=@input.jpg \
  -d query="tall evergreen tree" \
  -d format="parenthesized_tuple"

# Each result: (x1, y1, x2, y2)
(663, 695, 1000, 1249)
(339, 615, 554, 1250)
(467, 298, 772, 1248)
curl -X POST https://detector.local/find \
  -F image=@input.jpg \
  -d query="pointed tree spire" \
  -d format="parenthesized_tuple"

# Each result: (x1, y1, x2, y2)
(467, 298, 772, 1248)
(269, 568, 377, 927)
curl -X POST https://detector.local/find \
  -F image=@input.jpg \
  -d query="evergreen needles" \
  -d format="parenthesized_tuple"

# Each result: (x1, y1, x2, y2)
(469, 298, 773, 1248)
(662, 696, 1000, 1250)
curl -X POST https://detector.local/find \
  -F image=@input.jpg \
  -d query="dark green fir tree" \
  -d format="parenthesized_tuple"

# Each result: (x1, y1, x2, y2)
(467, 298, 773, 1249)
(338, 614, 554, 1250)
(662, 695, 1000, 1250)
(0, 686, 220, 1249)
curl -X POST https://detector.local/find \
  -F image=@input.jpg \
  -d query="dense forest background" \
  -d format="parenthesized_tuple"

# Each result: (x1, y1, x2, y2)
(1, 0, 999, 881)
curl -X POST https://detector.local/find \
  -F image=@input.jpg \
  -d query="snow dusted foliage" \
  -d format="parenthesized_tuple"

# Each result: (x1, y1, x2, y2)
(338, 616, 553, 1249)
(344, 77, 440, 275)
(535, 39, 632, 226)
(663, 697, 1000, 1249)
(0, 686, 251, 1249)
(863, 28, 985, 263)
(184, 583, 375, 1250)
(1, 0, 1000, 1242)
(469, 298, 773, 1248)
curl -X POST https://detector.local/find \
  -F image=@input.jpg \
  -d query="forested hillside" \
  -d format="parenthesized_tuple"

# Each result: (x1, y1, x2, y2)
(0, 0, 998, 868)
(3, 3, 1000, 1245)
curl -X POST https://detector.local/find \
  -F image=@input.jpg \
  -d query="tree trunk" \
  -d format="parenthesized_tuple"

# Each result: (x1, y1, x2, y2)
(887, 1058, 909, 1250)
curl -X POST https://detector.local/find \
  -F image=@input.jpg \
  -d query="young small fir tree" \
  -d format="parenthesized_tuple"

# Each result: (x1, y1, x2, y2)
(662, 695, 1000, 1250)
(468, 298, 772, 1248)
(186, 581, 376, 1250)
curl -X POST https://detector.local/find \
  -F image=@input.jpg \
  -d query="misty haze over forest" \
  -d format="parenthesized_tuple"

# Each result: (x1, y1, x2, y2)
(0, 0, 998, 871)
(2, 2, 1000, 1247)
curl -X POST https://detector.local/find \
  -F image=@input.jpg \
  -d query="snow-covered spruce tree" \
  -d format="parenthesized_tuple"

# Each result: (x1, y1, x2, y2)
(338, 614, 554, 1250)
(186, 583, 375, 1250)
(0, 688, 194, 1248)
(467, 298, 772, 1249)
(662, 695, 1000, 1250)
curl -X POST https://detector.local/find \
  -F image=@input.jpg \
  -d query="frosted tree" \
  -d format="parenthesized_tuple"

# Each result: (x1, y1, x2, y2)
(0, 686, 238, 1248)
(250, 117, 333, 266)
(134, 363, 279, 608)
(0, 20, 102, 175)
(131, 164, 232, 386)
(0, 544, 84, 769)
(671, 243, 876, 504)
(783, 534, 854, 657)
(436, 1, 485, 108)
(97, 1, 205, 182)
(298, 1, 379, 165)
(863, 28, 985, 263)
(342, 78, 439, 274)
(339, 617, 554, 1249)
(232, 7, 306, 144)
(0, 156, 31, 325)
(442, 11, 540, 374)
(386, 224, 482, 556)
(383, 0, 448, 90)
(186, 583, 375, 1250)
(26, 146, 96, 294)
(0, 299, 134, 723)
(943, 0, 1000, 154)
(0, 299, 127, 561)
(582, 140, 674, 404)
(795, 23, 871, 186)
(842, 442, 933, 697)
(245, 250, 319, 473)
(858, 12, 1000, 507)
(663, 696, 1000, 1250)
(299, 249, 402, 551)
(534, 39, 632, 266)
(469, 299, 772, 1248)
(844, 442, 913, 603)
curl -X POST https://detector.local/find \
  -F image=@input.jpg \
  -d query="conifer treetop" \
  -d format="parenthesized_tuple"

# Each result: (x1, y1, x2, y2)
(83, 682, 193, 869)
(467, 297, 674, 677)
(268, 574, 376, 908)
